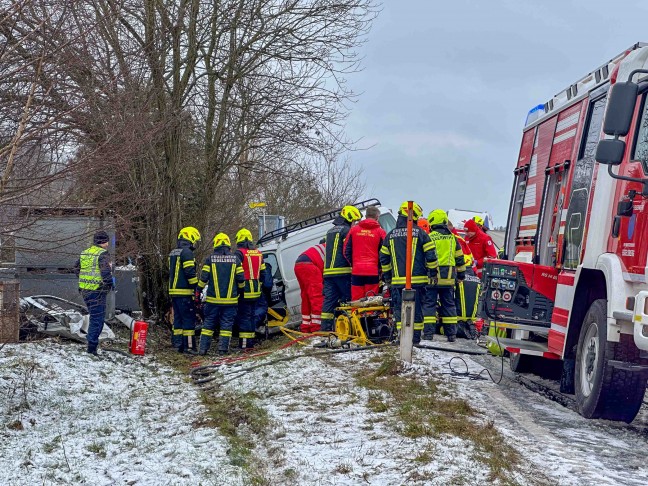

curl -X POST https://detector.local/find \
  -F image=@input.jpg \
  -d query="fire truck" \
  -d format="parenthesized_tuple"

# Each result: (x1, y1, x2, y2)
(480, 42, 648, 422)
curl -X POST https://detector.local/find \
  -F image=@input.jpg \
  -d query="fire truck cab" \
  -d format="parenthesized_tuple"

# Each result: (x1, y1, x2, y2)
(480, 42, 648, 422)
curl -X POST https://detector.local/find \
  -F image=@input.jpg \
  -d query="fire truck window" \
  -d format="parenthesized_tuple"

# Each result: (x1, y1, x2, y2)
(563, 96, 607, 269)
(633, 95, 648, 173)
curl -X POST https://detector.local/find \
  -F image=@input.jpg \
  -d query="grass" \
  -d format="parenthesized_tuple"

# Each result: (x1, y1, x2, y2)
(146, 323, 277, 485)
(354, 351, 521, 483)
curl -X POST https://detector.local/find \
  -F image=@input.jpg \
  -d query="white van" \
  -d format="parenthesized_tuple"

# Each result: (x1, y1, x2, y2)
(257, 199, 395, 329)
(446, 209, 494, 232)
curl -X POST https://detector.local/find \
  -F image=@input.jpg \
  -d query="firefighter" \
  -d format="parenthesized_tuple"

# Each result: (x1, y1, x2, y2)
(169, 226, 201, 353)
(75, 230, 114, 355)
(234, 228, 268, 349)
(417, 217, 430, 234)
(197, 233, 244, 355)
(321, 206, 362, 332)
(344, 206, 386, 301)
(294, 239, 326, 332)
(464, 219, 497, 278)
(423, 210, 465, 342)
(448, 220, 473, 265)
(455, 251, 481, 339)
(380, 202, 438, 344)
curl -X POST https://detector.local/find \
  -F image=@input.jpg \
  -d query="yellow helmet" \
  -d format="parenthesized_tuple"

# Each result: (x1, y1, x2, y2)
(399, 201, 423, 220)
(428, 209, 448, 226)
(213, 233, 231, 248)
(340, 205, 362, 223)
(235, 228, 253, 244)
(473, 215, 484, 227)
(178, 226, 201, 245)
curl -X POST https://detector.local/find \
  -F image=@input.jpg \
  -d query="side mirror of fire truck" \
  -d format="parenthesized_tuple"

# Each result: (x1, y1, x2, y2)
(603, 81, 638, 138)
(596, 81, 639, 166)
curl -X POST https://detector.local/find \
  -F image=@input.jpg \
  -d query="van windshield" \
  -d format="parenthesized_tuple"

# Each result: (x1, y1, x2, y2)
(379, 212, 396, 233)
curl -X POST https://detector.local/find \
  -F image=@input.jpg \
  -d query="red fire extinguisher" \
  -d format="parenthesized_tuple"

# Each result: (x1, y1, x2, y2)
(130, 320, 148, 355)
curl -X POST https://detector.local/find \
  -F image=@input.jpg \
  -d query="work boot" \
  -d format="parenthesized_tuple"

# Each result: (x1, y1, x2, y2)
(240, 337, 256, 350)
(422, 325, 435, 341)
(447, 335, 457, 343)
(412, 330, 421, 345)
(87, 344, 98, 356)
(218, 336, 231, 355)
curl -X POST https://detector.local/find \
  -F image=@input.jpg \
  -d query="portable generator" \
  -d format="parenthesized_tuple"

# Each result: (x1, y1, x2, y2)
(480, 260, 558, 327)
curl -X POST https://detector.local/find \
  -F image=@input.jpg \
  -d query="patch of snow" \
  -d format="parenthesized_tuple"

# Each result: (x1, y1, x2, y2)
(0, 341, 244, 485)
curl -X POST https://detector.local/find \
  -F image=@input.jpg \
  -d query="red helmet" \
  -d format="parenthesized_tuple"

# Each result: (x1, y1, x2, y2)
(417, 217, 430, 234)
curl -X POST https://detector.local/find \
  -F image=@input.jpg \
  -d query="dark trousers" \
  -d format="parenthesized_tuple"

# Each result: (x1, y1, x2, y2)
(200, 304, 237, 354)
(82, 290, 107, 350)
(172, 297, 196, 350)
(391, 286, 425, 342)
(237, 299, 258, 348)
(321, 275, 351, 332)
(423, 286, 457, 338)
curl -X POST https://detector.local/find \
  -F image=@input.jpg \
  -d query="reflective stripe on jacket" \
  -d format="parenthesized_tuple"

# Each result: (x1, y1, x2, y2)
(379, 216, 439, 288)
(198, 247, 244, 305)
(429, 225, 466, 287)
(324, 217, 352, 277)
(236, 245, 266, 300)
(168, 238, 197, 296)
(78, 246, 107, 291)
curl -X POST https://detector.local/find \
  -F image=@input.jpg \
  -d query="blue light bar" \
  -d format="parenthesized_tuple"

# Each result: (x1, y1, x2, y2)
(525, 104, 545, 126)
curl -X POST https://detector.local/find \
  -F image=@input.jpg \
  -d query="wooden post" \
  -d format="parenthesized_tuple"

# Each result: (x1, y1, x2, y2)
(399, 201, 415, 363)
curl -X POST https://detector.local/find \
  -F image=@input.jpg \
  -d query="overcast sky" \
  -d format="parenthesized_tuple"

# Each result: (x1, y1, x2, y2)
(346, 0, 648, 225)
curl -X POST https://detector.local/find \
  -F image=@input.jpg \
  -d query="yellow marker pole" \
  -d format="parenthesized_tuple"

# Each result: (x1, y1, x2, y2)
(400, 201, 415, 363)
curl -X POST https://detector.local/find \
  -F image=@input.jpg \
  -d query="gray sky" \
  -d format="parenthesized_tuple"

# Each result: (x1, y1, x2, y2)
(346, 0, 648, 226)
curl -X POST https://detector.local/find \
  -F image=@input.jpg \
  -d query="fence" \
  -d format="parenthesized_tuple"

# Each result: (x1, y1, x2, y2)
(0, 280, 20, 343)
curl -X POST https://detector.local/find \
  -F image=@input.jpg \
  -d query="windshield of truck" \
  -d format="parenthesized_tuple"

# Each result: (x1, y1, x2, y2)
(379, 212, 396, 232)
(633, 95, 648, 174)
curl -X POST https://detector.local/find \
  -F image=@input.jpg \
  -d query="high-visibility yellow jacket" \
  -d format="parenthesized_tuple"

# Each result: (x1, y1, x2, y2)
(77, 245, 112, 292)
(429, 225, 466, 287)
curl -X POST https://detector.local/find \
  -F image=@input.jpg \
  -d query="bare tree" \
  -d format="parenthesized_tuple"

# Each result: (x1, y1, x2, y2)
(0, 0, 378, 318)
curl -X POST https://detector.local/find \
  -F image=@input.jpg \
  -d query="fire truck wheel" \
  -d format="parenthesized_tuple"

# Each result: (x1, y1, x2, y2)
(575, 299, 647, 423)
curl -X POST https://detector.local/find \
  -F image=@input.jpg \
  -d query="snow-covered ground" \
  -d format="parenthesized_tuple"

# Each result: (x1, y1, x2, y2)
(0, 341, 244, 486)
(2, 339, 647, 485)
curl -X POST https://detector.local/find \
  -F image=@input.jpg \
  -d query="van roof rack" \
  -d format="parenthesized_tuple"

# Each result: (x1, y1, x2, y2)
(257, 198, 381, 246)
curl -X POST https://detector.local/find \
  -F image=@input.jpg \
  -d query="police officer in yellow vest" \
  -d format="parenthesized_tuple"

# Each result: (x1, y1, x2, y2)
(75, 230, 114, 355)
(423, 210, 466, 342)
(169, 226, 201, 353)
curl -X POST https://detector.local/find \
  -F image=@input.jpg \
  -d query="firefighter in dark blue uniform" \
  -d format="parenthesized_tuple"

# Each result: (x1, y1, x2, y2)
(197, 233, 245, 355)
(75, 230, 113, 355)
(168, 226, 201, 353)
(320, 205, 362, 332)
(423, 209, 466, 342)
(234, 228, 269, 349)
(380, 202, 438, 344)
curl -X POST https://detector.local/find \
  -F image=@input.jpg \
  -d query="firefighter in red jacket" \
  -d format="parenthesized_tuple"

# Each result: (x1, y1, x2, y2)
(464, 219, 497, 278)
(234, 228, 268, 349)
(343, 206, 387, 301)
(321, 205, 362, 332)
(294, 240, 326, 333)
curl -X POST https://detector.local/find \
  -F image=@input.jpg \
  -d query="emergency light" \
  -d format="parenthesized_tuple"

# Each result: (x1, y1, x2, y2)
(525, 104, 545, 126)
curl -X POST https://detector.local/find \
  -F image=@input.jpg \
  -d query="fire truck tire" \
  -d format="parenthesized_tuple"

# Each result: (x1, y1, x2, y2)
(575, 299, 647, 423)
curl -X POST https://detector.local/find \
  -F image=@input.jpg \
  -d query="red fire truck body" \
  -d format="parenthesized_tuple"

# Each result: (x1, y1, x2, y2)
(481, 42, 648, 422)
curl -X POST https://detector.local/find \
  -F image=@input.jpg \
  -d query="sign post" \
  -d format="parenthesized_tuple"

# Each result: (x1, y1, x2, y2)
(399, 201, 415, 363)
